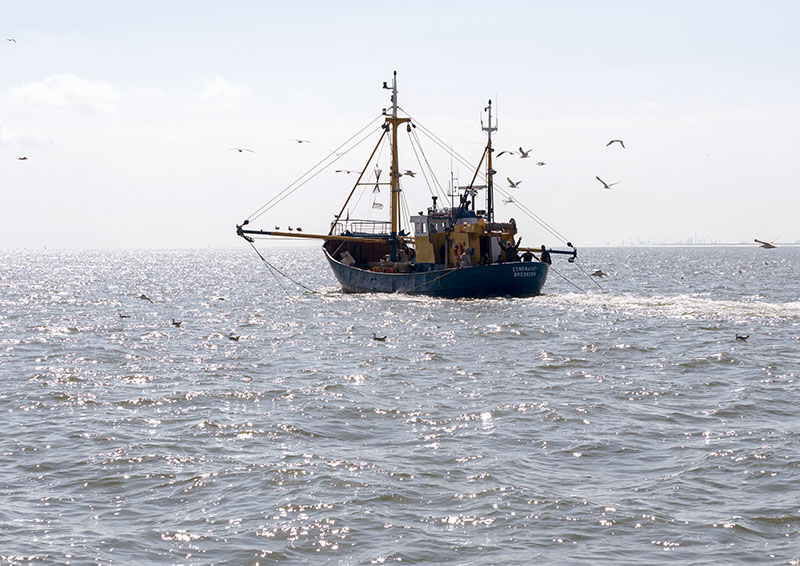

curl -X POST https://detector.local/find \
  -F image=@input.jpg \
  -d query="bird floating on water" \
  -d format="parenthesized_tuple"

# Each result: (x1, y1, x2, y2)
(118, 313, 131, 318)
(172, 318, 182, 327)
(507, 177, 522, 189)
(138, 294, 153, 303)
(372, 333, 387, 341)
(591, 269, 607, 278)
(228, 333, 240, 341)
(595, 176, 620, 189)
(735, 334, 749, 341)
(229, 147, 254, 153)
(606, 139, 625, 148)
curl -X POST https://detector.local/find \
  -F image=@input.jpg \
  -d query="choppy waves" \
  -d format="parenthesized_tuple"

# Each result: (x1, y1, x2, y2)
(1, 248, 799, 565)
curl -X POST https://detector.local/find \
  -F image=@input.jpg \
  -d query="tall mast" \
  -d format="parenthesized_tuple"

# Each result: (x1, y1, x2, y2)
(483, 100, 497, 223)
(384, 71, 410, 261)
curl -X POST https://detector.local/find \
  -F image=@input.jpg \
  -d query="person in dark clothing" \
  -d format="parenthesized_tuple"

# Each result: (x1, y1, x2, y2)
(539, 244, 552, 265)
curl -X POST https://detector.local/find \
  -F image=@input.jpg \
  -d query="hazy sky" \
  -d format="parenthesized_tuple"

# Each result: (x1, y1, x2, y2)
(2, 1, 799, 248)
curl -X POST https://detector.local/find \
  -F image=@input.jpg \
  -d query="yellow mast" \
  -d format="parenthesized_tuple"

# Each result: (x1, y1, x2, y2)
(384, 71, 410, 261)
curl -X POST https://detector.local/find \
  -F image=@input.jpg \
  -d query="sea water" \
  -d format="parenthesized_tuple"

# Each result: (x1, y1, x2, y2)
(1, 246, 798, 565)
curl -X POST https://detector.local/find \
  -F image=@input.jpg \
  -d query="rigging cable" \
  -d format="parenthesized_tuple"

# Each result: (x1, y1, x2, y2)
(570, 259, 605, 290)
(246, 115, 384, 223)
(247, 241, 322, 295)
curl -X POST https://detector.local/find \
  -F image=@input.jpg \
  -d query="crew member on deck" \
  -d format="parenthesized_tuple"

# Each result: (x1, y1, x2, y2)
(540, 245, 552, 265)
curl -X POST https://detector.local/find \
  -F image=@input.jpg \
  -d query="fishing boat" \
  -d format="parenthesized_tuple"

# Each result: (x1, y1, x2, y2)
(237, 72, 576, 298)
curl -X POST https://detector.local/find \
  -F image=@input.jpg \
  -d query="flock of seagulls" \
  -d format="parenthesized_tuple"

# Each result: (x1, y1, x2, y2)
(492, 138, 625, 196)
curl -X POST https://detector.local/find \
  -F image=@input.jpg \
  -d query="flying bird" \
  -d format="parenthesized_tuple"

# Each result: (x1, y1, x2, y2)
(497, 150, 517, 157)
(595, 176, 620, 189)
(606, 139, 625, 148)
(507, 177, 522, 189)
(290, 139, 311, 143)
(518, 147, 533, 158)
(6, 38, 16, 43)
(229, 147, 254, 153)
(754, 239, 776, 249)
(536, 161, 546, 166)
(335, 169, 359, 174)
(502, 196, 515, 204)
(18, 156, 28, 160)
(403, 170, 416, 177)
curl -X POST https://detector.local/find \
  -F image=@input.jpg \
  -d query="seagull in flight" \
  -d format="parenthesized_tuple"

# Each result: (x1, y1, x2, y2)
(497, 150, 517, 157)
(403, 170, 416, 177)
(518, 147, 533, 158)
(502, 196, 515, 204)
(335, 169, 359, 174)
(229, 147, 254, 153)
(290, 139, 311, 144)
(754, 239, 777, 249)
(536, 161, 546, 167)
(507, 177, 522, 189)
(606, 139, 625, 148)
(6, 38, 16, 43)
(595, 176, 620, 189)
(18, 156, 28, 161)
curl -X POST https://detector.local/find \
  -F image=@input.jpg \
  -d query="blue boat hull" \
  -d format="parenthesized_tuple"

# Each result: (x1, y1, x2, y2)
(324, 248, 548, 298)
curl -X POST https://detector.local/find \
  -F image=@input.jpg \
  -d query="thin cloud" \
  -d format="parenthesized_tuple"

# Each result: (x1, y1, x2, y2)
(3, 73, 120, 114)
(200, 76, 253, 109)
